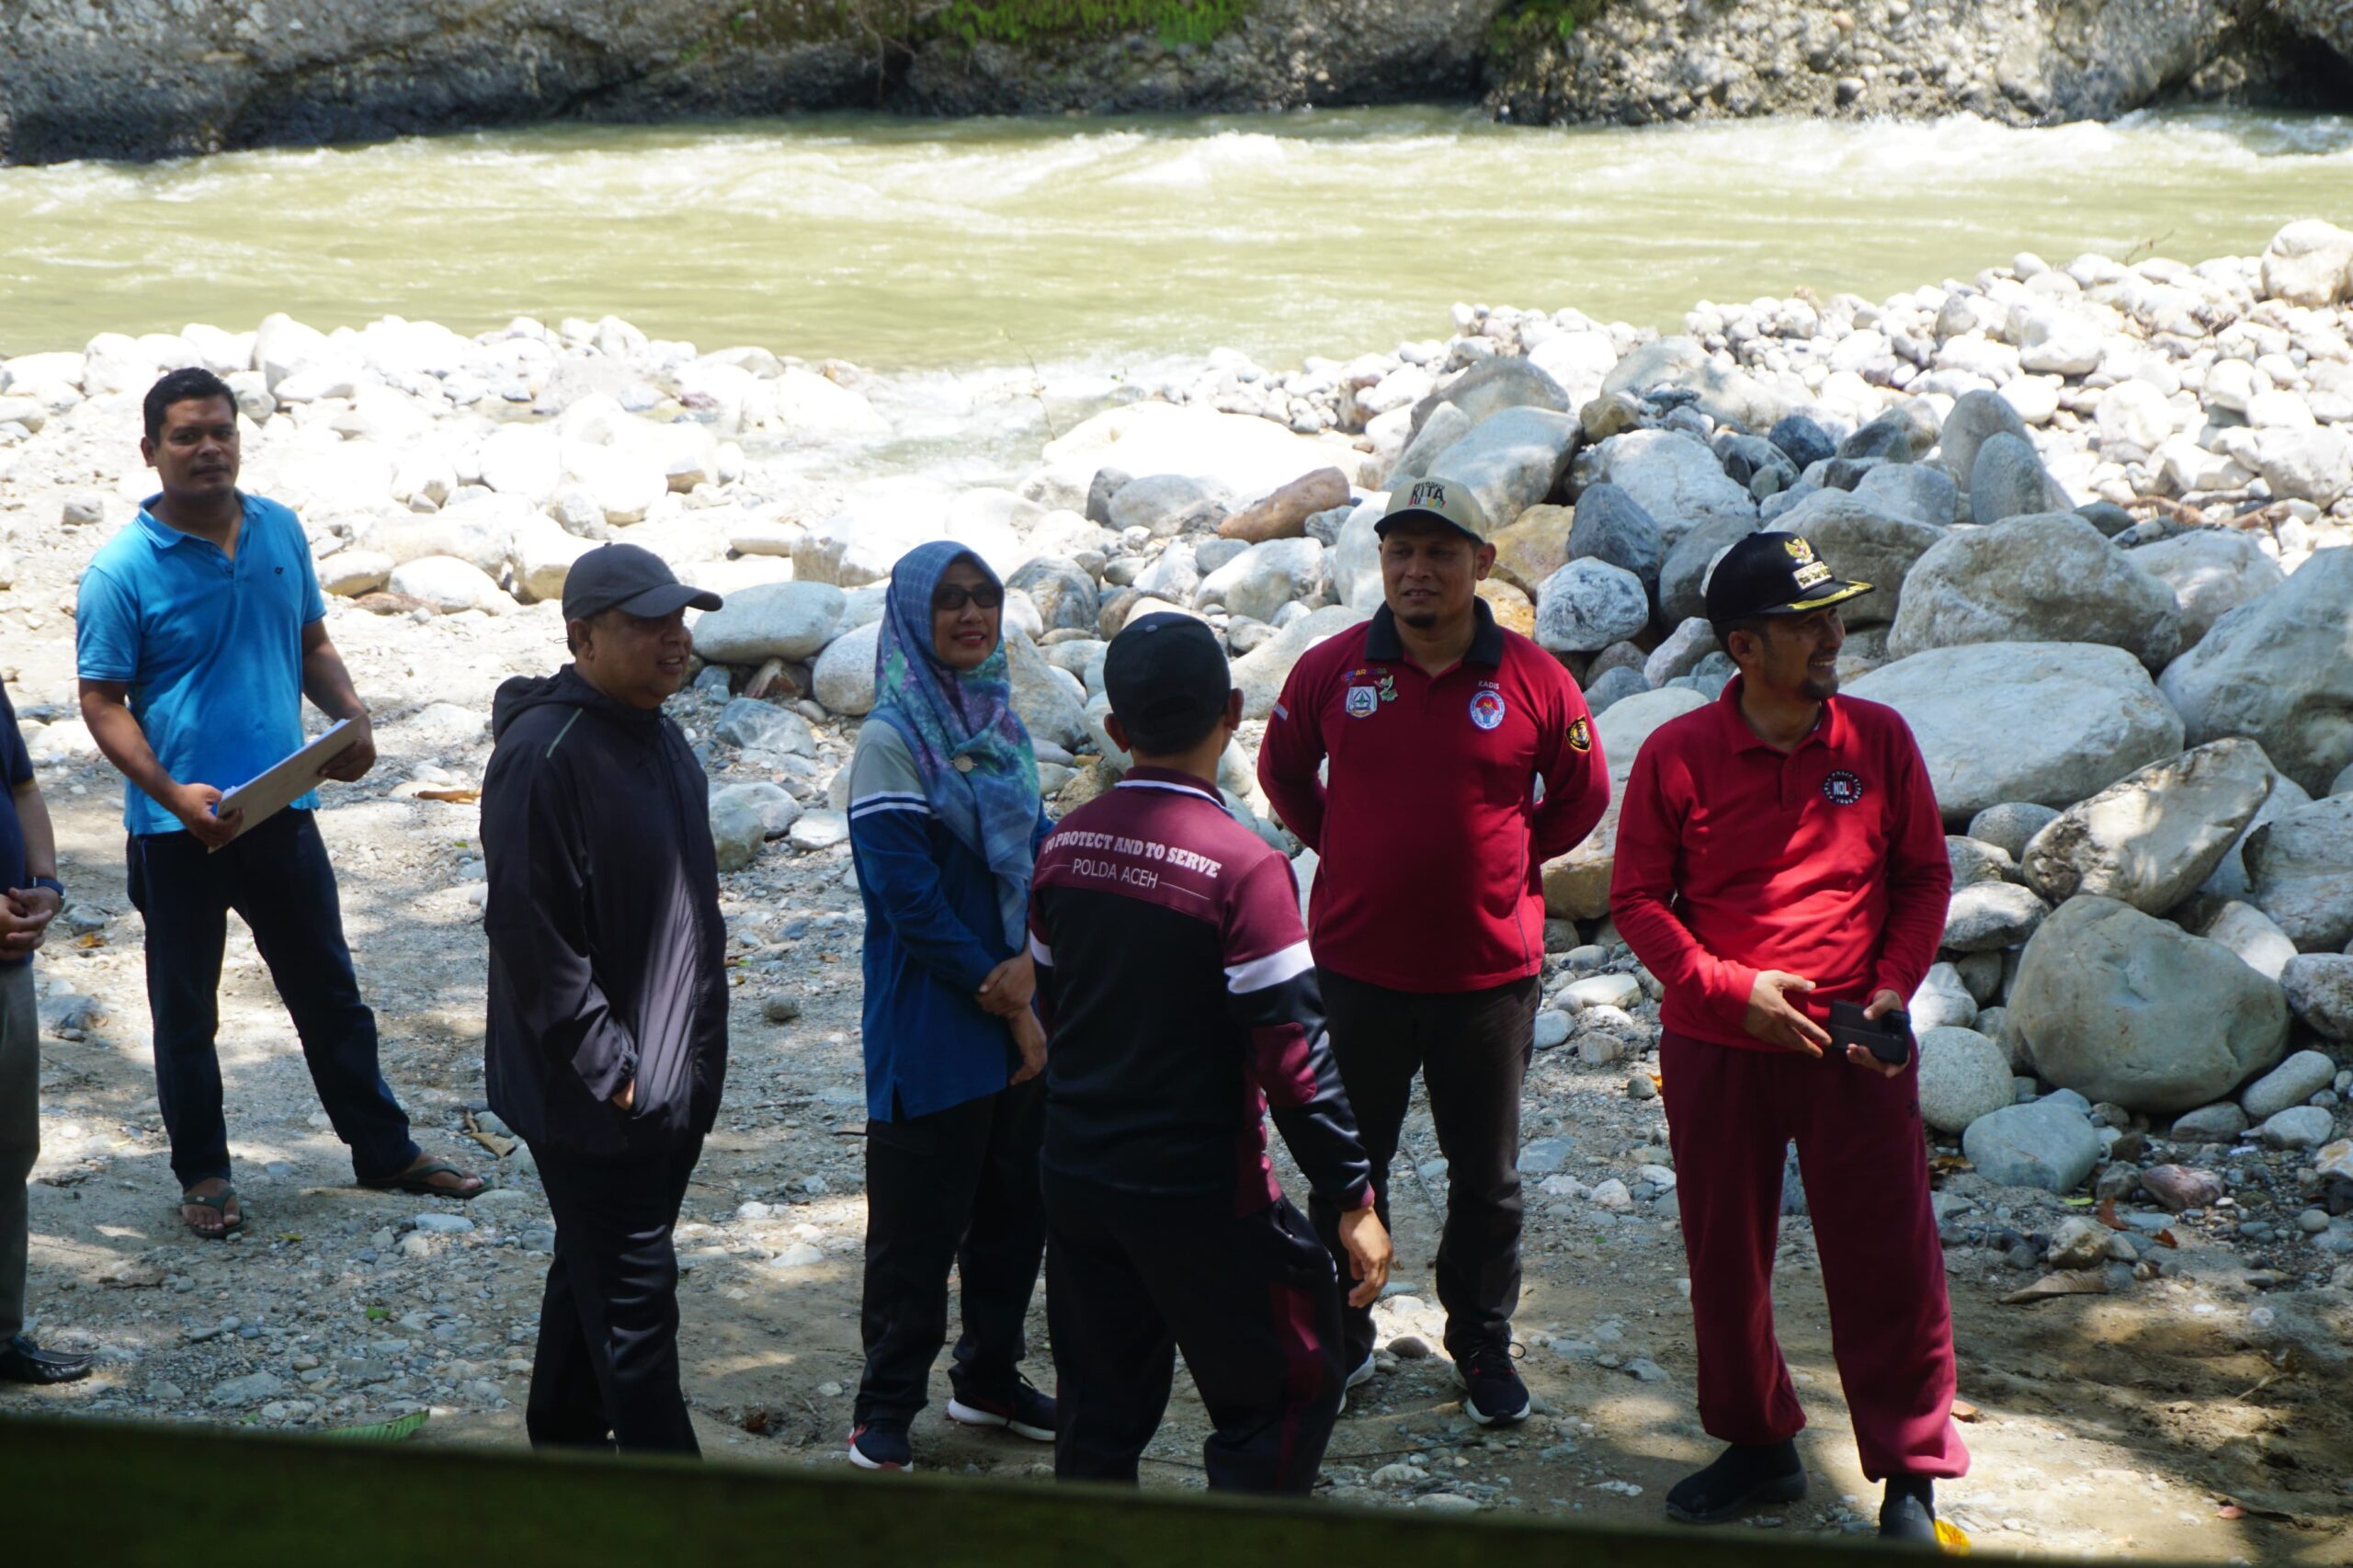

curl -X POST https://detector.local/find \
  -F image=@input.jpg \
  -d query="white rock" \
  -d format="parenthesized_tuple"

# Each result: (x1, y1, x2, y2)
(812, 621, 882, 716)
(1888, 513, 2179, 670)
(512, 518, 597, 603)
(690, 582, 846, 665)
(317, 549, 393, 597)
(2242, 1047, 2340, 1119)
(477, 425, 565, 506)
(1232, 604, 1372, 721)
(2260, 219, 2353, 308)
(1595, 428, 1756, 546)
(1847, 642, 2185, 821)
(1916, 1027, 2016, 1134)
(2280, 956, 2353, 1042)
(2128, 528, 2285, 648)
(389, 555, 511, 615)
(1533, 558, 1649, 653)
(1199, 538, 1326, 624)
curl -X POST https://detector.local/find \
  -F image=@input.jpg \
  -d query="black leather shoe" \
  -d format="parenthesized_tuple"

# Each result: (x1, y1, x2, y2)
(1665, 1439, 1807, 1524)
(0, 1335, 95, 1385)
(1880, 1478, 1939, 1544)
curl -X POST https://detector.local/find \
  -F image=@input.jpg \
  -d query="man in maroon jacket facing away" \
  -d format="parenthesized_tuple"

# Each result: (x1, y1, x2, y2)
(1030, 612, 1391, 1493)
(1259, 480, 1609, 1426)
(1609, 531, 1961, 1544)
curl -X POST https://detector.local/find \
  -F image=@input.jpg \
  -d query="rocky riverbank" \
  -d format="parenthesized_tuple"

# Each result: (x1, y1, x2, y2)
(6, 0, 2353, 165)
(1, 224, 2351, 1548)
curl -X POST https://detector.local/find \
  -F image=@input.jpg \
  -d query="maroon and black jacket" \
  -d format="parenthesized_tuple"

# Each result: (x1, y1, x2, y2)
(1028, 767, 1374, 1215)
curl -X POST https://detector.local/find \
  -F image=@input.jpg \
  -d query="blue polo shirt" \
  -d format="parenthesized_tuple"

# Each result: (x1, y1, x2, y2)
(75, 493, 328, 837)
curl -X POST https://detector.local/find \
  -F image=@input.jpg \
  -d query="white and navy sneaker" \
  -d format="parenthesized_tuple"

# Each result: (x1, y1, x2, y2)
(847, 1423, 915, 1471)
(1453, 1344, 1532, 1426)
(946, 1378, 1057, 1442)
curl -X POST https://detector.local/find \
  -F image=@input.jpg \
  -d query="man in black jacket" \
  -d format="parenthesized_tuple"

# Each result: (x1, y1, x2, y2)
(482, 544, 730, 1457)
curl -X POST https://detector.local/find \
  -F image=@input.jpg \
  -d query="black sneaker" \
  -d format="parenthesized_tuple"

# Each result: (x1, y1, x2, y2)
(1451, 1344, 1531, 1426)
(847, 1423, 914, 1471)
(947, 1377, 1056, 1442)
(0, 1335, 93, 1385)
(1879, 1478, 1938, 1544)
(1664, 1439, 1807, 1524)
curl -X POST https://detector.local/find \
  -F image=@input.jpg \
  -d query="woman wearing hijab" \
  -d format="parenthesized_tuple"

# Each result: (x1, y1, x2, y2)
(842, 540, 1055, 1472)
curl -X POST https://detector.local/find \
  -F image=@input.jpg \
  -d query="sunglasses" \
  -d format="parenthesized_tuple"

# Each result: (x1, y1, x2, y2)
(932, 584, 1005, 611)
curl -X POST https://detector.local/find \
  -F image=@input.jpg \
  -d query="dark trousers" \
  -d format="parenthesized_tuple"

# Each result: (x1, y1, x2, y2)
(1045, 1173, 1344, 1494)
(1309, 970, 1540, 1365)
(0, 964, 35, 1342)
(1659, 1031, 1968, 1481)
(527, 1134, 704, 1457)
(855, 1077, 1046, 1429)
(125, 810, 416, 1189)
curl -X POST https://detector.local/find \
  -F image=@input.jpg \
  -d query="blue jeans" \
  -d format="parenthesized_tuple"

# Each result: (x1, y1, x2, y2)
(125, 810, 416, 1189)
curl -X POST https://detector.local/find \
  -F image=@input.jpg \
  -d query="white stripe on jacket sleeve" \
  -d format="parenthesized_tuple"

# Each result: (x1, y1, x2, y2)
(1222, 940, 1313, 994)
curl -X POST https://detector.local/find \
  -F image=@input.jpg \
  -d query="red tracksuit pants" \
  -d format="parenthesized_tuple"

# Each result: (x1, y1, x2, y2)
(1659, 1031, 1968, 1481)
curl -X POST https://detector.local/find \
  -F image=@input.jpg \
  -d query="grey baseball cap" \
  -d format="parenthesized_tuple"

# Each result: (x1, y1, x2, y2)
(560, 543, 722, 621)
(1375, 476, 1492, 542)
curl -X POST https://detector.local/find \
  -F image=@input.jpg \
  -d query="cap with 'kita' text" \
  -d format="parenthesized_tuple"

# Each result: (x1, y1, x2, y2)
(1376, 477, 1492, 542)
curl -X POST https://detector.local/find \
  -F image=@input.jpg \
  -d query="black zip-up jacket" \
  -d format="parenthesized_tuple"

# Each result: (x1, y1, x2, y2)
(481, 667, 728, 1156)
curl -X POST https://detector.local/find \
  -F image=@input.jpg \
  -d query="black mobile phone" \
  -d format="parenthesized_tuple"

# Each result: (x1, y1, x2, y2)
(1827, 1000, 1912, 1066)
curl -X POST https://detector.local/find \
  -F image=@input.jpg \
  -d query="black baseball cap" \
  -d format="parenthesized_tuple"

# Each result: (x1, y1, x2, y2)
(1376, 476, 1491, 542)
(1703, 531, 1871, 623)
(1103, 612, 1233, 753)
(561, 542, 722, 621)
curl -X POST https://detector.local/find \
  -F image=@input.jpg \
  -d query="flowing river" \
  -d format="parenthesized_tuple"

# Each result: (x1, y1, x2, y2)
(4, 105, 2350, 480)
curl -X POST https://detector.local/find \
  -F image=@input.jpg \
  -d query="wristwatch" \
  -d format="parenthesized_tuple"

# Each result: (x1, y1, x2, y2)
(29, 876, 63, 908)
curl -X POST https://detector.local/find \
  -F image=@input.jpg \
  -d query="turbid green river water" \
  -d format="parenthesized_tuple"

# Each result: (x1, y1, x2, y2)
(4, 106, 2350, 379)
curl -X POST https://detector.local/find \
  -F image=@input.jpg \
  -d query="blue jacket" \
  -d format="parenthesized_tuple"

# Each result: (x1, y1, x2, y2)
(847, 722, 1050, 1121)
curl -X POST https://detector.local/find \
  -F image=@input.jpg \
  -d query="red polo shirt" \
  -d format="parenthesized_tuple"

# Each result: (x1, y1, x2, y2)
(1608, 676, 1951, 1050)
(1258, 600, 1609, 994)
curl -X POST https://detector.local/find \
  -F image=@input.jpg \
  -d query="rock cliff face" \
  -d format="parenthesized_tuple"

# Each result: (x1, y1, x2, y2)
(1488, 0, 2333, 126)
(0, 0, 2347, 165)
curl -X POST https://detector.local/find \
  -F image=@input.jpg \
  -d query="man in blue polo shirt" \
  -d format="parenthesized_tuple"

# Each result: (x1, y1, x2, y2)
(77, 369, 481, 1238)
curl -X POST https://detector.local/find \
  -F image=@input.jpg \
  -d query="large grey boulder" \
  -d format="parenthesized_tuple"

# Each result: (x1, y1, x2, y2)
(2128, 528, 2286, 648)
(1779, 490, 1942, 629)
(1967, 801, 2061, 859)
(1408, 357, 1570, 437)
(2018, 738, 2273, 914)
(1888, 512, 2180, 670)
(1006, 556, 1099, 635)
(1386, 403, 1475, 488)
(1422, 408, 1581, 533)
(1916, 1027, 2017, 1135)
(1847, 642, 2186, 822)
(2201, 767, 2312, 903)
(1232, 604, 1371, 721)
(1533, 559, 1650, 653)
(1970, 433, 2074, 524)
(714, 698, 815, 757)
(2007, 895, 2290, 1114)
(708, 790, 767, 875)
(1939, 390, 2029, 496)
(1109, 473, 1233, 537)
(2281, 957, 2353, 1042)
(1595, 428, 1757, 547)
(2156, 547, 2353, 798)
(690, 582, 845, 665)
(1962, 1099, 2101, 1193)
(1658, 513, 1758, 626)
(1850, 461, 1960, 529)
(2255, 427, 2353, 507)
(2244, 792, 2353, 951)
(1329, 498, 1385, 610)
(1563, 483, 1663, 590)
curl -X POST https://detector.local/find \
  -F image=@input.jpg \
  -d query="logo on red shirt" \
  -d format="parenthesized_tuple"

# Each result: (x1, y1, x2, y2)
(1822, 769, 1866, 807)
(1567, 716, 1592, 753)
(1345, 685, 1380, 719)
(1468, 690, 1507, 731)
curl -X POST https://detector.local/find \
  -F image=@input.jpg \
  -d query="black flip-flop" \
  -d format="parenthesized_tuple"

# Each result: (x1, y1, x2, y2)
(359, 1160, 485, 1200)
(178, 1187, 243, 1239)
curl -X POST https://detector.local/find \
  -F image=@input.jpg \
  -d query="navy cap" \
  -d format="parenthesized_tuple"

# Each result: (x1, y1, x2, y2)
(1703, 531, 1871, 624)
(561, 542, 722, 622)
(1103, 612, 1233, 752)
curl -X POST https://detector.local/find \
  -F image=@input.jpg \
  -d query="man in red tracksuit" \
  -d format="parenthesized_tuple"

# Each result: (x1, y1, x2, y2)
(1259, 479, 1610, 1426)
(1609, 530, 1961, 1544)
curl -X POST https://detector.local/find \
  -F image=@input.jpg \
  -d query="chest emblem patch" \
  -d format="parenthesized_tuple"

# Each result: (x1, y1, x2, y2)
(1567, 716, 1592, 753)
(1469, 690, 1507, 731)
(1346, 685, 1380, 719)
(1822, 769, 1866, 807)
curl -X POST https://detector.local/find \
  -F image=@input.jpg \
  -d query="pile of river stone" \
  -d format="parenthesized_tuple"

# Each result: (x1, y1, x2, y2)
(6, 222, 2351, 1233)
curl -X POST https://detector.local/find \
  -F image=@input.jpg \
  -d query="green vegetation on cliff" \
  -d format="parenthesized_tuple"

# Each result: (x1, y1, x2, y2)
(940, 0, 1254, 47)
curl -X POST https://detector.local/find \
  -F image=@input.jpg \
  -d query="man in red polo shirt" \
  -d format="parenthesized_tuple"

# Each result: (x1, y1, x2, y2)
(1609, 531, 1961, 1544)
(1259, 479, 1609, 1426)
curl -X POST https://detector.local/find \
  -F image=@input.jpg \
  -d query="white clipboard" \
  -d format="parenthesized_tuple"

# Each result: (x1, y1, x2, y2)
(210, 720, 361, 851)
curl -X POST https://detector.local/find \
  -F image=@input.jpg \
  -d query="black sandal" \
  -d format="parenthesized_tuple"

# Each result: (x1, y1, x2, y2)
(359, 1159, 485, 1200)
(179, 1187, 243, 1239)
